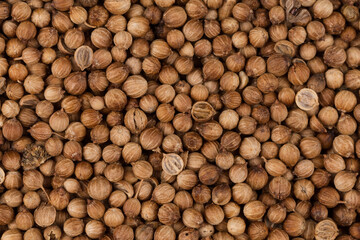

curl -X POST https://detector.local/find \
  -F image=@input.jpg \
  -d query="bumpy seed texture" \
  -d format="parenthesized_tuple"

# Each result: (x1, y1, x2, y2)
(295, 88, 319, 111)
(21, 144, 51, 170)
(191, 101, 216, 122)
(315, 219, 339, 240)
(0, 0, 359, 238)
(162, 153, 184, 175)
(74, 45, 93, 70)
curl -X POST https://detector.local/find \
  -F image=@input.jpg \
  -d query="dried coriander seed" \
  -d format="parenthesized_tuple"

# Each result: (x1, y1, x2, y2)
(295, 88, 319, 111)
(74, 45, 93, 71)
(0, 0, 359, 238)
(162, 153, 185, 176)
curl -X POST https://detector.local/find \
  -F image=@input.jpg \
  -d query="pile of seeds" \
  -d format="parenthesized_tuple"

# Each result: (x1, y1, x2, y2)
(0, 0, 360, 239)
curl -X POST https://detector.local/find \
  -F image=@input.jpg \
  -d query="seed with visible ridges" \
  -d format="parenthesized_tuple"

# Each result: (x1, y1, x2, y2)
(162, 153, 184, 176)
(74, 45, 93, 71)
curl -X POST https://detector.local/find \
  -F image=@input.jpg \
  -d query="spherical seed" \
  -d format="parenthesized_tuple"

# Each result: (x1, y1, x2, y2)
(162, 153, 185, 176)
